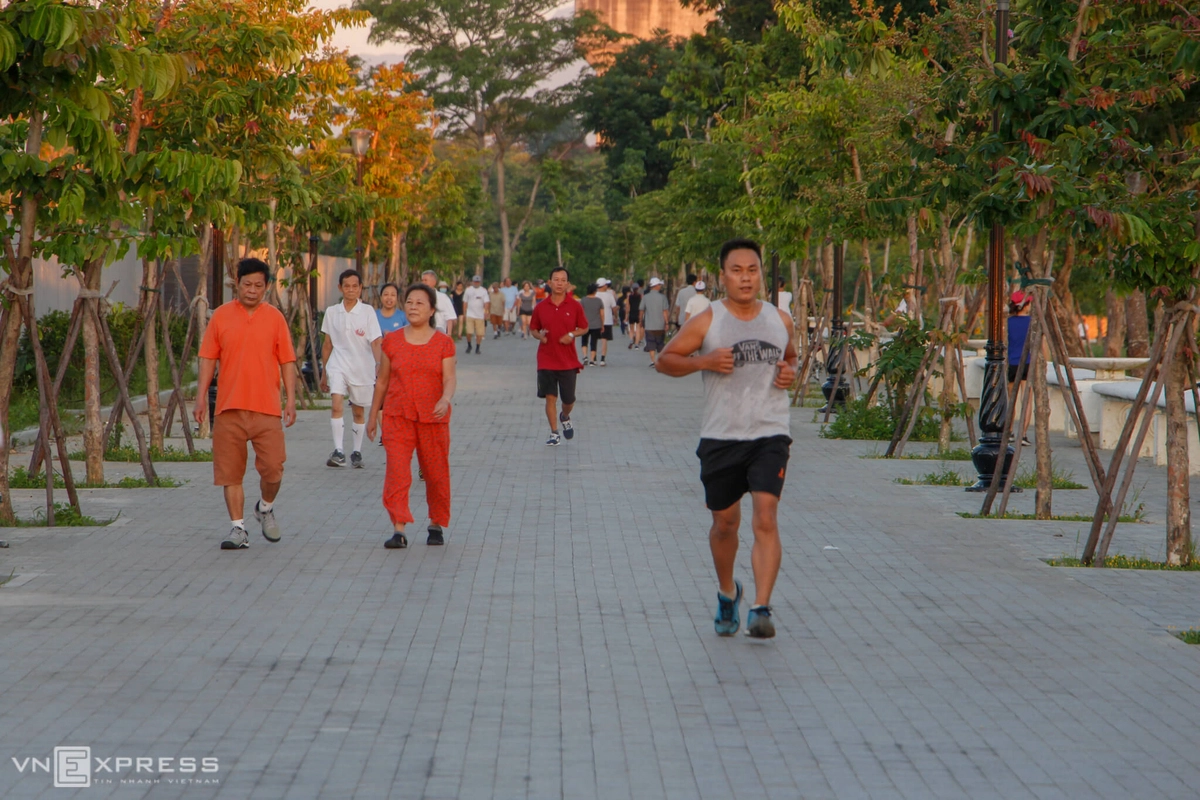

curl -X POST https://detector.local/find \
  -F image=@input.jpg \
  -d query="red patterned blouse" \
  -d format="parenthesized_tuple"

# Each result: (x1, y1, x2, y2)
(381, 329, 457, 423)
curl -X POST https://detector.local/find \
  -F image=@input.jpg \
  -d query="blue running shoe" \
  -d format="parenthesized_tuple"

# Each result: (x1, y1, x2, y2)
(714, 580, 742, 636)
(559, 411, 574, 439)
(746, 605, 776, 639)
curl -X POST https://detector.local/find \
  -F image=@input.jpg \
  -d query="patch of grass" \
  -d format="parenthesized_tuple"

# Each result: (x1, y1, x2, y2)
(1047, 555, 1200, 570)
(8, 467, 182, 488)
(1012, 462, 1087, 490)
(960, 511, 1146, 523)
(896, 466, 971, 486)
(68, 445, 212, 463)
(863, 446, 974, 461)
(1176, 630, 1200, 644)
(9, 502, 109, 527)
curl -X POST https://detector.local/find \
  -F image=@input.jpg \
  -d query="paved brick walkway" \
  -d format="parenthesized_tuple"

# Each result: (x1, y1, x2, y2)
(2, 328, 1200, 799)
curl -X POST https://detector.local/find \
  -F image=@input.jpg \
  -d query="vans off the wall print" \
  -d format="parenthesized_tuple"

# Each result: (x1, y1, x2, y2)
(731, 340, 783, 366)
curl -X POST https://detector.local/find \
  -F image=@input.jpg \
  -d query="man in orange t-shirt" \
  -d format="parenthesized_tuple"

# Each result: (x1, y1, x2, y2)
(196, 258, 297, 550)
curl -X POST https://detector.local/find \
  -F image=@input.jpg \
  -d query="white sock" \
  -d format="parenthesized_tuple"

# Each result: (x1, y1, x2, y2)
(258, 499, 273, 513)
(232, 519, 245, 529)
(351, 424, 365, 453)
(331, 417, 344, 451)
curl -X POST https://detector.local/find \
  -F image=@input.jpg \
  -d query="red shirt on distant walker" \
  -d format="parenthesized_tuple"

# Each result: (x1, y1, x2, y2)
(530, 294, 588, 372)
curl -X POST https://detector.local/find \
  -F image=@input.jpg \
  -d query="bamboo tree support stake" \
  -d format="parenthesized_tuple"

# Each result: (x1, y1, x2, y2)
(1031, 292, 1108, 496)
(22, 297, 80, 512)
(101, 281, 158, 451)
(157, 285, 195, 456)
(1080, 306, 1174, 563)
(1094, 309, 1192, 563)
(979, 296, 1040, 517)
(791, 293, 832, 407)
(85, 299, 158, 484)
(996, 369, 1037, 518)
(821, 325, 853, 425)
(21, 296, 56, 524)
(29, 298, 84, 474)
(161, 297, 200, 437)
(953, 340, 978, 447)
(887, 302, 953, 457)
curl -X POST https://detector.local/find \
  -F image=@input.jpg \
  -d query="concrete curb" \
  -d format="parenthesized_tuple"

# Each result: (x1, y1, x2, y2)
(9, 382, 197, 447)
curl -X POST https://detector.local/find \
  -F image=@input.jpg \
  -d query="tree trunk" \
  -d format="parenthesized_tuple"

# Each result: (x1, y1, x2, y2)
(389, 230, 401, 285)
(0, 112, 44, 522)
(82, 259, 105, 484)
(905, 215, 920, 324)
(496, 150, 511, 280)
(1033, 340, 1053, 518)
(1103, 289, 1125, 357)
(195, 224, 212, 439)
(1050, 239, 1087, 358)
(143, 257, 163, 450)
(1164, 342, 1191, 564)
(399, 229, 409, 286)
(1126, 289, 1150, 376)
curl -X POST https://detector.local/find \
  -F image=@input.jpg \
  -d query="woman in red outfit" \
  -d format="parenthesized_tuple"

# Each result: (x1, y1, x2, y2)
(367, 283, 457, 548)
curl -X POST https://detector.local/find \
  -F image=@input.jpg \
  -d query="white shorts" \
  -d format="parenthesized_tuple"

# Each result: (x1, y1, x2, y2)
(503, 307, 518, 323)
(328, 369, 374, 407)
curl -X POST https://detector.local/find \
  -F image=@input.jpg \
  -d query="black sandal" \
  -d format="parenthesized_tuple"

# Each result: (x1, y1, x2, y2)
(384, 532, 408, 549)
(426, 525, 444, 546)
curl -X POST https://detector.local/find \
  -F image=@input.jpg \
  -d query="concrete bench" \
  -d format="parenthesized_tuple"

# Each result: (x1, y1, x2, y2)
(1093, 381, 1200, 474)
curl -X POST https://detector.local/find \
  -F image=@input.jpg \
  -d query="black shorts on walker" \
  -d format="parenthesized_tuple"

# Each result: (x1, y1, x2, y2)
(697, 435, 792, 511)
(537, 369, 578, 405)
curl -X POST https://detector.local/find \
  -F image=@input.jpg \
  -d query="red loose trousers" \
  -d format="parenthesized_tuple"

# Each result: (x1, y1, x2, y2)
(382, 414, 450, 527)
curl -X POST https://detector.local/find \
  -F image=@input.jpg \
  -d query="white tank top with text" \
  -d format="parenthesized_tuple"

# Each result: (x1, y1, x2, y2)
(698, 300, 791, 441)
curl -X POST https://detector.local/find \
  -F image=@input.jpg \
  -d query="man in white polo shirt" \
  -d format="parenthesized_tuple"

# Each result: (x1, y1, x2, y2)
(320, 269, 382, 469)
(462, 274, 489, 355)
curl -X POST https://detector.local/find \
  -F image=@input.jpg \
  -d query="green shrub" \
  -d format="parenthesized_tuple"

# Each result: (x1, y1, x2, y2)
(821, 397, 940, 441)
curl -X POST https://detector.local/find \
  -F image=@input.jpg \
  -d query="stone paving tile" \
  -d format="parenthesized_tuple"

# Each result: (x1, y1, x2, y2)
(2, 329, 1200, 799)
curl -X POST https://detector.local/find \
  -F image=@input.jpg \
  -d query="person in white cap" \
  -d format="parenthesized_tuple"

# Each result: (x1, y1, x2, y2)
(462, 274, 489, 354)
(640, 277, 670, 367)
(683, 279, 711, 324)
(595, 277, 618, 366)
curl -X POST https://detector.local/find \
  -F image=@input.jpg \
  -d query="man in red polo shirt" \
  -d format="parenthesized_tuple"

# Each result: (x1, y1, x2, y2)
(529, 266, 589, 446)
(195, 258, 297, 550)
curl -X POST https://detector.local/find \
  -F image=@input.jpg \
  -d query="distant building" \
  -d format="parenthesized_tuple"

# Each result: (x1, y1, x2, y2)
(576, 0, 712, 47)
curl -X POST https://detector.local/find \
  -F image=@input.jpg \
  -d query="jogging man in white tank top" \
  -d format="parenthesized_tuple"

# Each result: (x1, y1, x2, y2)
(657, 238, 797, 639)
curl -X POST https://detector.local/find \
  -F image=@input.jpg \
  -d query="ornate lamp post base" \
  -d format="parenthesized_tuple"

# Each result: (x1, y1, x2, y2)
(819, 325, 850, 414)
(966, 343, 1021, 492)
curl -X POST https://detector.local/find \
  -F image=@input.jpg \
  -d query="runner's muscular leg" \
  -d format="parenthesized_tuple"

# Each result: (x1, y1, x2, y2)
(350, 403, 365, 424)
(749, 491, 783, 606)
(330, 393, 344, 419)
(544, 395, 559, 430)
(709, 503, 740, 599)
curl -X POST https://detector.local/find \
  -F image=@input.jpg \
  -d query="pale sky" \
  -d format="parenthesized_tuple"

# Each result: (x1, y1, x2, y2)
(308, 0, 578, 65)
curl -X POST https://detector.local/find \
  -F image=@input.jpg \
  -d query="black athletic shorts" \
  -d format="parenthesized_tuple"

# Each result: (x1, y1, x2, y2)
(697, 435, 792, 511)
(1007, 363, 1030, 383)
(601, 325, 614, 341)
(644, 330, 666, 352)
(537, 369, 578, 405)
(584, 329, 602, 350)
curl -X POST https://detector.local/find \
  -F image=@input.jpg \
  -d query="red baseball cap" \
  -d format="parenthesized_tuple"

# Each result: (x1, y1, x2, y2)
(1010, 290, 1031, 306)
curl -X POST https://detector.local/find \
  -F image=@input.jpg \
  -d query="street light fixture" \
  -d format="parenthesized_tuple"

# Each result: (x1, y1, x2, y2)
(968, 0, 1013, 492)
(349, 129, 373, 272)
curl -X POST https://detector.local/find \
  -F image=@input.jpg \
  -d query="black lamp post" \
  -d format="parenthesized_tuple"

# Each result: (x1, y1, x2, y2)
(968, 0, 1013, 491)
(821, 239, 850, 412)
(349, 128, 372, 273)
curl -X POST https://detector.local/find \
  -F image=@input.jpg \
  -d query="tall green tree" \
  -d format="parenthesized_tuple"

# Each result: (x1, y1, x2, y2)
(354, 0, 612, 279)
